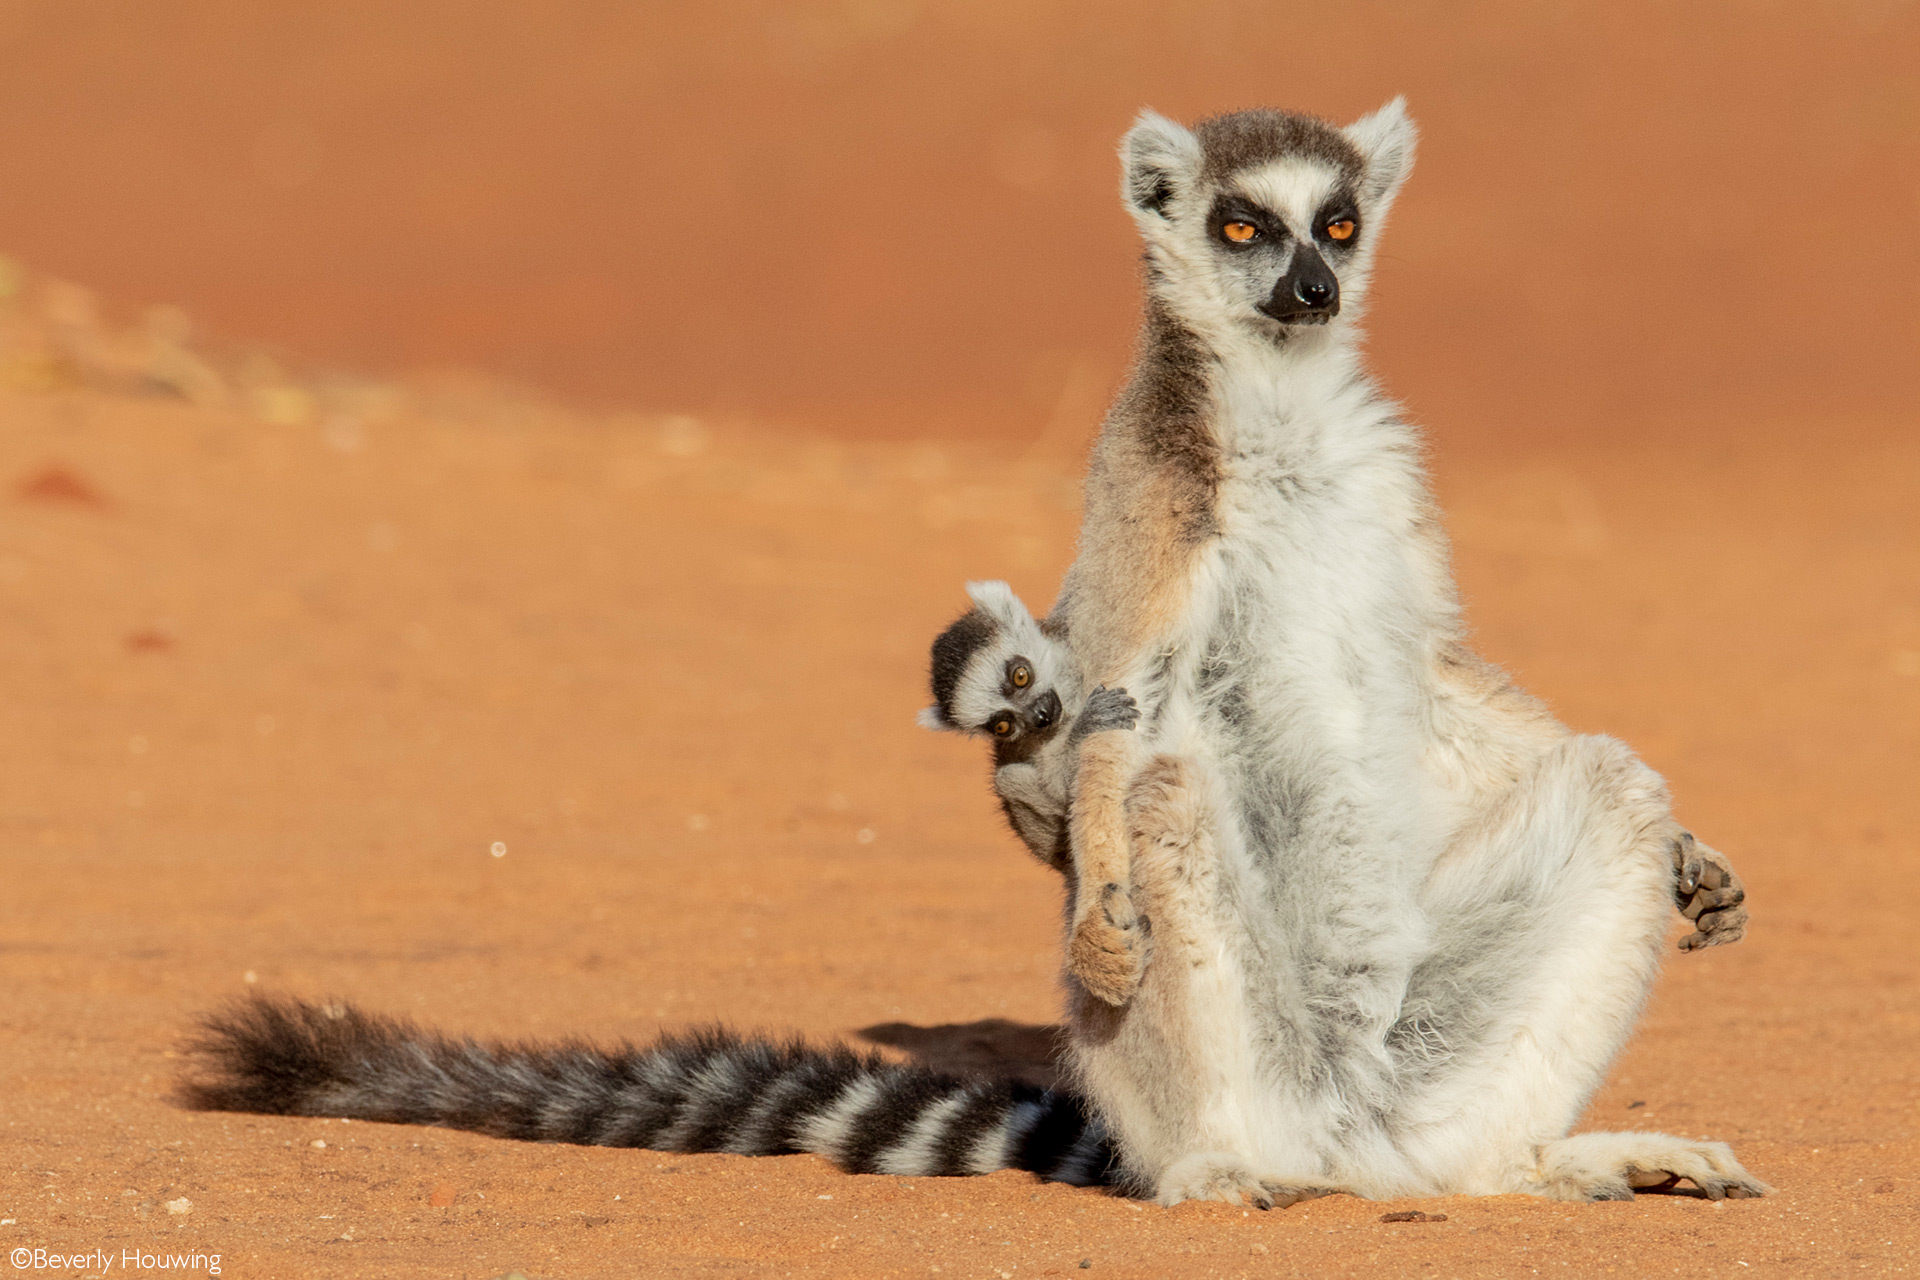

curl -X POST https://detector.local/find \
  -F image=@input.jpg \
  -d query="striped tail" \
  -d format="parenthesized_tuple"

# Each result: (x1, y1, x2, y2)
(179, 995, 1115, 1186)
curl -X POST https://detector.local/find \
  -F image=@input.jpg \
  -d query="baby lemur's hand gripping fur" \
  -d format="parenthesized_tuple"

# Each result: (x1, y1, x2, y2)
(921, 581, 1151, 1004)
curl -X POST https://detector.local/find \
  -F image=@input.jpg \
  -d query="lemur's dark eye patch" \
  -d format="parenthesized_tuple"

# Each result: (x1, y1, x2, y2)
(1209, 196, 1278, 249)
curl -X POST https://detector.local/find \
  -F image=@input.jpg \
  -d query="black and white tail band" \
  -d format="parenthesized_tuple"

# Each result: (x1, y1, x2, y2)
(179, 995, 1115, 1186)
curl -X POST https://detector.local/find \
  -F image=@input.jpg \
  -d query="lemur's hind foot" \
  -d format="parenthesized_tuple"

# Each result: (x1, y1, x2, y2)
(1530, 1132, 1770, 1202)
(1673, 831, 1749, 950)
(1069, 881, 1149, 1006)
(1153, 1153, 1344, 1209)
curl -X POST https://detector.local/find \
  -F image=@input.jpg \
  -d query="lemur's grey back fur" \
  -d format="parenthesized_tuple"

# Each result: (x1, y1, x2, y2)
(182, 995, 1114, 1185)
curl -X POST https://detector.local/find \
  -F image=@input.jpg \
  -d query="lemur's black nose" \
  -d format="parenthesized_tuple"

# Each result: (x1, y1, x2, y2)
(1257, 246, 1341, 325)
(1295, 278, 1334, 308)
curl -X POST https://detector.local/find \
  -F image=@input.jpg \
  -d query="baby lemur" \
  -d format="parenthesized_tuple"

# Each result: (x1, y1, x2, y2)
(921, 582, 1150, 1002)
(920, 580, 1125, 872)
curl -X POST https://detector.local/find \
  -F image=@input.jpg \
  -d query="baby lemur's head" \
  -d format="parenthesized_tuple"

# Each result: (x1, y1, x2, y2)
(919, 581, 1078, 759)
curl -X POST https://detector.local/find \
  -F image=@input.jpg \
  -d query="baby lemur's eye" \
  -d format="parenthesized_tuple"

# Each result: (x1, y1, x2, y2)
(1011, 664, 1032, 689)
(1324, 218, 1356, 242)
(1222, 221, 1260, 244)
(990, 717, 1015, 738)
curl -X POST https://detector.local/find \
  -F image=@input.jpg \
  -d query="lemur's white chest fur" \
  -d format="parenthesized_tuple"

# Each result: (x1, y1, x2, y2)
(1161, 346, 1449, 871)
(1127, 346, 1451, 1126)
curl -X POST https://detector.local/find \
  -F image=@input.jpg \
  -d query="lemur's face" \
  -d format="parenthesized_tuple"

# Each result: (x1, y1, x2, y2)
(1120, 102, 1417, 345)
(1201, 166, 1362, 328)
(921, 580, 1077, 748)
(975, 652, 1064, 745)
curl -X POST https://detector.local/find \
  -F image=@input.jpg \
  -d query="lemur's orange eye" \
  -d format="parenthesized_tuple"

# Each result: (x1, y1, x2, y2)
(991, 718, 1014, 737)
(1222, 221, 1259, 244)
(1325, 219, 1356, 242)
(1011, 665, 1032, 689)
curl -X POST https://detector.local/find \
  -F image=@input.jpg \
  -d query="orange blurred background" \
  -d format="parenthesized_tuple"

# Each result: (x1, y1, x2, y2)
(0, 0, 1914, 440)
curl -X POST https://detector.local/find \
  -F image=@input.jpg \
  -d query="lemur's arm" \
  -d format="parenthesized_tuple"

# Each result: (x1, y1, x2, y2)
(1048, 436, 1214, 1005)
(1062, 686, 1148, 1006)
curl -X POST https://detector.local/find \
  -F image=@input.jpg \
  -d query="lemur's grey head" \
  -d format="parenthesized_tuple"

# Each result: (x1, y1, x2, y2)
(919, 581, 1075, 747)
(1120, 99, 1416, 343)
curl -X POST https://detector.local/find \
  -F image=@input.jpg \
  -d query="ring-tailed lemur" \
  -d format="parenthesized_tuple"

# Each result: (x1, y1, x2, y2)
(918, 580, 1150, 1004)
(1035, 98, 1762, 1207)
(918, 580, 1088, 873)
(179, 101, 1762, 1209)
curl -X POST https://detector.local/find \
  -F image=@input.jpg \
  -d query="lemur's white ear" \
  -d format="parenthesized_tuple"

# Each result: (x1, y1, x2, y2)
(963, 580, 1030, 632)
(917, 705, 952, 732)
(964, 579, 1014, 609)
(1344, 97, 1417, 208)
(1121, 109, 1201, 221)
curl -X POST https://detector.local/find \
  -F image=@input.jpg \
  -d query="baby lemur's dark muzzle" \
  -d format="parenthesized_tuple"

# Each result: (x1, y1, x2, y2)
(1031, 689, 1063, 730)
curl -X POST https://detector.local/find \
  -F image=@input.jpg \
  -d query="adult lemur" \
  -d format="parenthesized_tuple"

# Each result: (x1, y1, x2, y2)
(1023, 98, 1757, 1206)
(181, 101, 1763, 1207)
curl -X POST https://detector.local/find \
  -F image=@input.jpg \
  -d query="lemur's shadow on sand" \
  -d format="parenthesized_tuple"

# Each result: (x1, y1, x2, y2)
(856, 1019, 1066, 1092)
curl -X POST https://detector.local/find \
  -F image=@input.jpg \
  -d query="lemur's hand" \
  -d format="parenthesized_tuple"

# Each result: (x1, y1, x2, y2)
(1071, 686, 1140, 745)
(1673, 831, 1748, 951)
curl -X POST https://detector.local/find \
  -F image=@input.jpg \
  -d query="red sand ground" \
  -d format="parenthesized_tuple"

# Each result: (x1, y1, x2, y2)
(0, 3, 1917, 1276)
(0, 381, 1914, 1277)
